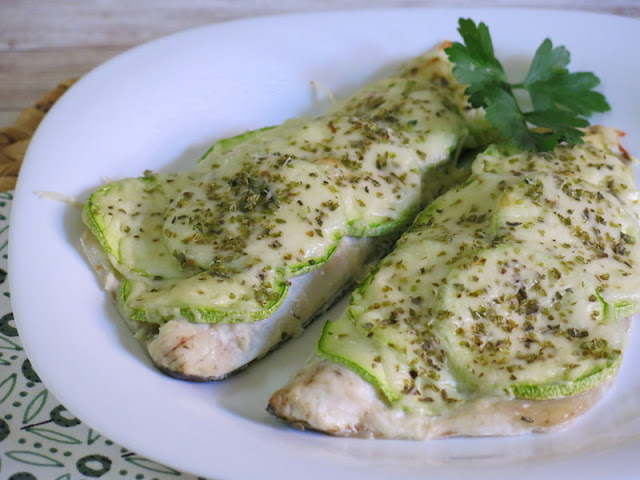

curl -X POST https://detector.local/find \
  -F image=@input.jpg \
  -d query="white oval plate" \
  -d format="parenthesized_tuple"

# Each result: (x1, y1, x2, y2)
(10, 8, 640, 480)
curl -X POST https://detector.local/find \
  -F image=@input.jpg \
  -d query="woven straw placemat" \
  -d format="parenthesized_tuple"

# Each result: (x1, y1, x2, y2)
(0, 78, 77, 192)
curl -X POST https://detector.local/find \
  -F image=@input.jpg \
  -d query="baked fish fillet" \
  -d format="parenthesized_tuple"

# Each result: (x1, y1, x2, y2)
(269, 126, 640, 437)
(81, 43, 494, 380)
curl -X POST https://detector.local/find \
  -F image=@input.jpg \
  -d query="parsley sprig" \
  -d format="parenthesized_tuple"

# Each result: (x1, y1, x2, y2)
(445, 18, 610, 151)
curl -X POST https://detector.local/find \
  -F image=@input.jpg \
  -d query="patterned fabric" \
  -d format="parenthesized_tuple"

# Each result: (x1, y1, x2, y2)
(0, 192, 204, 480)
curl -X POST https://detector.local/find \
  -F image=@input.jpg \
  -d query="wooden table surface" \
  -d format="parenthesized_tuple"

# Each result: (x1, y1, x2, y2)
(1, 0, 639, 128)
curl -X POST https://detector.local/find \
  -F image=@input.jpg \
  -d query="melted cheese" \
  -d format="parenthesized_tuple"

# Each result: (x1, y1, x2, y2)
(318, 126, 639, 415)
(83, 46, 488, 327)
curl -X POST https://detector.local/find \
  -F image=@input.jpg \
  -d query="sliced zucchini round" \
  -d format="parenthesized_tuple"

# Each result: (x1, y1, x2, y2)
(118, 267, 289, 324)
(318, 237, 471, 414)
(471, 139, 639, 213)
(492, 172, 640, 320)
(162, 155, 347, 276)
(197, 125, 277, 168)
(435, 244, 624, 396)
(82, 171, 203, 279)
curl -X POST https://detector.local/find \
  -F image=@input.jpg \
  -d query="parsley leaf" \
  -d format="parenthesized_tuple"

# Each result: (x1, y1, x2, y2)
(445, 18, 610, 151)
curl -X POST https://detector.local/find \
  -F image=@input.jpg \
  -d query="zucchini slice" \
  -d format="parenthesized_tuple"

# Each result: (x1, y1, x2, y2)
(163, 156, 347, 275)
(492, 172, 640, 320)
(82, 172, 203, 279)
(436, 244, 621, 397)
(118, 271, 289, 324)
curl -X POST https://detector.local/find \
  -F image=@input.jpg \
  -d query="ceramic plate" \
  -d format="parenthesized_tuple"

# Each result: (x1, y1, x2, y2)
(10, 8, 640, 480)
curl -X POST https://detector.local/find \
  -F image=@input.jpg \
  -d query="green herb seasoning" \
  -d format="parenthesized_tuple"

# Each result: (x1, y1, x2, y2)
(319, 127, 638, 414)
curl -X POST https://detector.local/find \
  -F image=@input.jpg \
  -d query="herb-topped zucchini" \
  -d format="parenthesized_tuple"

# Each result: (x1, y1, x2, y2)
(81, 43, 494, 380)
(268, 126, 640, 437)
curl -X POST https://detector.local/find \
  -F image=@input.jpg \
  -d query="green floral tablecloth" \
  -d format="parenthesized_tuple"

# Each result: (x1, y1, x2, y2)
(0, 192, 204, 480)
